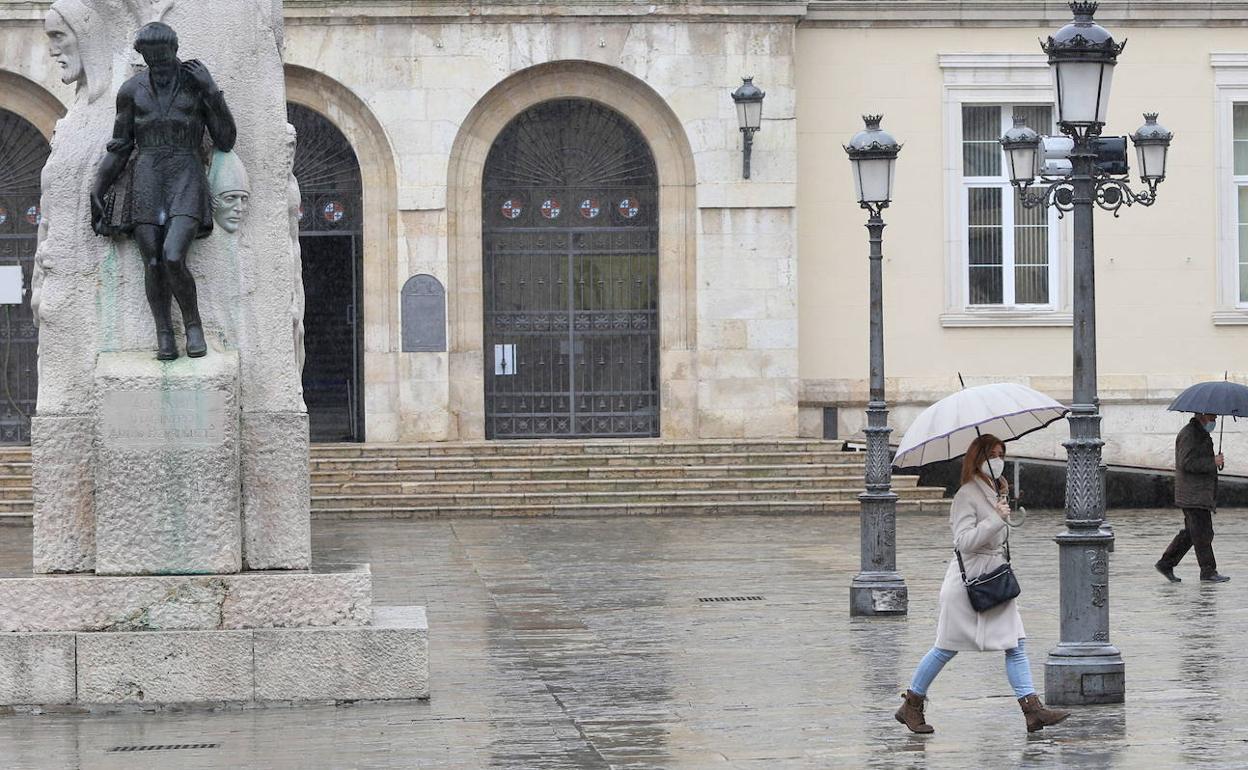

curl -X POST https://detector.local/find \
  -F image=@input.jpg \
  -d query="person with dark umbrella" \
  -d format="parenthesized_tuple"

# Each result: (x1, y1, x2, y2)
(1156, 412, 1229, 583)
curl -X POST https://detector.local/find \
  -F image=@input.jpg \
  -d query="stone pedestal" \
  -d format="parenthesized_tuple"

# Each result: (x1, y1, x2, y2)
(0, 567, 429, 706)
(241, 411, 311, 570)
(0, 565, 373, 632)
(93, 351, 242, 576)
(31, 415, 95, 574)
(11, 0, 430, 710)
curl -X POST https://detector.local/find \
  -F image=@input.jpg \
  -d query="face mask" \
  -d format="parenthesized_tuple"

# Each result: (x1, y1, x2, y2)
(1205, 420, 1217, 433)
(981, 457, 1005, 478)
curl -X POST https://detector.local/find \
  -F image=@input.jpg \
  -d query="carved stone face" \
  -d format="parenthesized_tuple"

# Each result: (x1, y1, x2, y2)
(213, 190, 249, 234)
(45, 11, 82, 86)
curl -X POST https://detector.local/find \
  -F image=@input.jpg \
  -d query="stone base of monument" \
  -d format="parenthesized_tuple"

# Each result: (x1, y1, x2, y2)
(0, 564, 429, 706)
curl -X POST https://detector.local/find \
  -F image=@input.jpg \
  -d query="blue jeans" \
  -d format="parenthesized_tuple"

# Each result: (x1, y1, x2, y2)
(908, 639, 1036, 699)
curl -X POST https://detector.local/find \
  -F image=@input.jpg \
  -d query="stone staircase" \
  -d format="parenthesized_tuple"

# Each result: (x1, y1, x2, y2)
(0, 440, 950, 522)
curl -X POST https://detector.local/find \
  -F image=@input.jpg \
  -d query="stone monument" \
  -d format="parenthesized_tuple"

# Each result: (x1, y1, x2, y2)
(1, 0, 428, 708)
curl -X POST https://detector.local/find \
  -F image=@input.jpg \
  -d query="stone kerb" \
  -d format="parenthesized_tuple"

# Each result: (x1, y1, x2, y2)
(92, 350, 241, 576)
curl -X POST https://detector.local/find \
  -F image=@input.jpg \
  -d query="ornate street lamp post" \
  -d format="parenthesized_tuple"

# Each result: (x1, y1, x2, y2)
(845, 115, 907, 617)
(1001, 1, 1172, 705)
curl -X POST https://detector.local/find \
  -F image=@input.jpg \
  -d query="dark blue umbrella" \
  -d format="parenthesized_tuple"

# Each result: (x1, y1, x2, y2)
(1167, 376, 1248, 452)
(1167, 379, 1248, 417)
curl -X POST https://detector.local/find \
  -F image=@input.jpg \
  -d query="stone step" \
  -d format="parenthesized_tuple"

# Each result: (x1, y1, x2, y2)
(309, 486, 947, 509)
(0, 474, 31, 488)
(0, 439, 945, 522)
(308, 439, 845, 458)
(310, 496, 950, 519)
(311, 475, 921, 496)
(310, 451, 861, 471)
(310, 463, 869, 483)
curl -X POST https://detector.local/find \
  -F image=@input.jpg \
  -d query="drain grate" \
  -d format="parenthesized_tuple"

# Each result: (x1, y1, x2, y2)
(698, 595, 764, 603)
(108, 744, 221, 753)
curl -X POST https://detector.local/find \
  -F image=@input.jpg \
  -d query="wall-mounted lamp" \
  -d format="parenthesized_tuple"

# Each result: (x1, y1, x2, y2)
(731, 76, 765, 179)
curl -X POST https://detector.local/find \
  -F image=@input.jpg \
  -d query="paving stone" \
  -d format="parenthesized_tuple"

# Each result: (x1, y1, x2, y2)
(0, 511, 1244, 766)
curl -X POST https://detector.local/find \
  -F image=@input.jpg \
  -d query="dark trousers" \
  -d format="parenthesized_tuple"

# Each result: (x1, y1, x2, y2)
(1158, 508, 1217, 577)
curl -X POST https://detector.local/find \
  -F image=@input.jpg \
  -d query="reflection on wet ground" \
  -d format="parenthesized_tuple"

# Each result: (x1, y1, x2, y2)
(2, 509, 1247, 769)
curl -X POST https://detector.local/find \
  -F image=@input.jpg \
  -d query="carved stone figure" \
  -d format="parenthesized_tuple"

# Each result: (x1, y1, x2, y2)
(91, 21, 237, 360)
(44, 6, 83, 87)
(285, 123, 306, 374)
(33, 0, 119, 333)
(209, 150, 249, 234)
(43, 0, 113, 103)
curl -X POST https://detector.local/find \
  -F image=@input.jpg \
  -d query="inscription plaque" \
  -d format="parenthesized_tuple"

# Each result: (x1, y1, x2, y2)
(401, 274, 447, 352)
(102, 390, 228, 448)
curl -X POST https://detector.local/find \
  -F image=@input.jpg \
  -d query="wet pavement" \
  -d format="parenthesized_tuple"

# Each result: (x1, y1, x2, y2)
(2, 508, 1248, 769)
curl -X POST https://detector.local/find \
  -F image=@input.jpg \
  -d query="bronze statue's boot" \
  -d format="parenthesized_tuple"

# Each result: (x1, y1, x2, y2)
(156, 329, 178, 361)
(185, 323, 207, 358)
(1019, 693, 1070, 733)
(894, 690, 934, 734)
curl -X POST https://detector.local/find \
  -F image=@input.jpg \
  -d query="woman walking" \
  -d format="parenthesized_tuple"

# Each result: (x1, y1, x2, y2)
(895, 434, 1070, 734)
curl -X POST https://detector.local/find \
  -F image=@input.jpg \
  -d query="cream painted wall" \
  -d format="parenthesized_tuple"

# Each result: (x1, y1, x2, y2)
(796, 24, 1248, 471)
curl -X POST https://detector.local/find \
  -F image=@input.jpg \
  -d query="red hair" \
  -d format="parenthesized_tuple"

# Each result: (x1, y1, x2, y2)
(960, 434, 1005, 488)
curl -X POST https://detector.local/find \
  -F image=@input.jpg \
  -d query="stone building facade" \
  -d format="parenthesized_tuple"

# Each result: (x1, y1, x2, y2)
(0, 0, 1246, 474)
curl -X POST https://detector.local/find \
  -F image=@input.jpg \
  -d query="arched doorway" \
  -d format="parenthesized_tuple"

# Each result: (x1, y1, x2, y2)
(0, 109, 48, 444)
(482, 99, 659, 439)
(287, 102, 364, 442)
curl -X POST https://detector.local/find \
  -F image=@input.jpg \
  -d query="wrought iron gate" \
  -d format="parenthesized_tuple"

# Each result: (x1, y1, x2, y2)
(0, 110, 47, 444)
(287, 102, 364, 442)
(483, 99, 659, 439)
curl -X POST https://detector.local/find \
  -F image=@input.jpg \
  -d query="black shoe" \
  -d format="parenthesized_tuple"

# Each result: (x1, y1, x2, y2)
(1155, 562, 1181, 583)
(1201, 573, 1230, 583)
(156, 330, 178, 361)
(185, 324, 207, 358)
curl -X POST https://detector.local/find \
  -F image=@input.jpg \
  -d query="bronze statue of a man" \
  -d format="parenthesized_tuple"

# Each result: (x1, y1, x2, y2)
(91, 21, 236, 360)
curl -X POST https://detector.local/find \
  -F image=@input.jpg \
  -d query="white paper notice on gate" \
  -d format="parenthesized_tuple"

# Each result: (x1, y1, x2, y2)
(494, 344, 517, 375)
(0, 265, 23, 305)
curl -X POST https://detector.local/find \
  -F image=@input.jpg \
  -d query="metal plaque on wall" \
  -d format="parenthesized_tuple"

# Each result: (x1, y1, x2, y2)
(401, 274, 447, 352)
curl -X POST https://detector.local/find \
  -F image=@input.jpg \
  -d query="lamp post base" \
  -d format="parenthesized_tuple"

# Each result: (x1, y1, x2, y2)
(850, 572, 908, 616)
(1044, 643, 1125, 705)
(1044, 524, 1124, 705)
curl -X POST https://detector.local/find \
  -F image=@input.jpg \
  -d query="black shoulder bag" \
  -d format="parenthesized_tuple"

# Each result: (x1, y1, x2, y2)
(955, 532, 1021, 613)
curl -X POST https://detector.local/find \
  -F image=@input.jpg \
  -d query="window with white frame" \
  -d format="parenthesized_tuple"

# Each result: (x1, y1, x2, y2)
(961, 104, 1058, 307)
(938, 52, 1069, 327)
(1235, 104, 1248, 305)
(1212, 54, 1248, 324)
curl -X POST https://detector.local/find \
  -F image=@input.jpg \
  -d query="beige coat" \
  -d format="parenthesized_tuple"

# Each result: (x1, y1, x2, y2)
(934, 478, 1026, 651)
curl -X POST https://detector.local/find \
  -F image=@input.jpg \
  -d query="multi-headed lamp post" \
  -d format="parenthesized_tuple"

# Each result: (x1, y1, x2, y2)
(845, 115, 907, 617)
(1000, 1, 1172, 705)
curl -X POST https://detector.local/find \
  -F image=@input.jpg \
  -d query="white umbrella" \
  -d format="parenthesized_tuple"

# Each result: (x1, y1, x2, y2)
(893, 382, 1069, 469)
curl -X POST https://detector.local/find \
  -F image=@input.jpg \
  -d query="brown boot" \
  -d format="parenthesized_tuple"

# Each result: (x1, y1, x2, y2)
(894, 689, 934, 733)
(1018, 693, 1070, 732)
